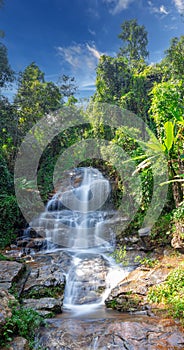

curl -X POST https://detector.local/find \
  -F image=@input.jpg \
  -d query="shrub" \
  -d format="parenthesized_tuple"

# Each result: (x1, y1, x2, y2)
(0, 194, 23, 248)
(0, 306, 44, 348)
(148, 264, 184, 323)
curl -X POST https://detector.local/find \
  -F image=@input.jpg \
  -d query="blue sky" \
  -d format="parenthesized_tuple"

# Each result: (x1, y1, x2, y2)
(1, 0, 184, 99)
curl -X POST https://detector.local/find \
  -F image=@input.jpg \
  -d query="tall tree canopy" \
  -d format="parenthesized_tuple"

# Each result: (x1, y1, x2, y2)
(118, 19, 149, 62)
(14, 62, 63, 135)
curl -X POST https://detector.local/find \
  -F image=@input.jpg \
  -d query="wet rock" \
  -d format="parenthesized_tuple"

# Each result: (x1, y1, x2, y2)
(65, 254, 110, 305)
(22, 261, 65, 299)
(55, 251, 73, 274)
(36, 315, 184, 349)
(105, 264, 173, 312)
(22, 297, 63, 316)
(24, 227, 43, 238)
(47, 199, 66, 212)
(1, 336, 30, 350)
(0, 289, 16, 327)
(25, 238, 47, 250)
(0, 261, 25, 291)
(16, 239, 31, 247)
(3, 248, 24, 260)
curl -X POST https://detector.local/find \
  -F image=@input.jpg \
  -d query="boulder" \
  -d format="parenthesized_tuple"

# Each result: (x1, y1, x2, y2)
(22, 297, 63, 316)
(22, 260, 65, 299)
(105, 263, 173, 312)
(0, 261, 25, 291)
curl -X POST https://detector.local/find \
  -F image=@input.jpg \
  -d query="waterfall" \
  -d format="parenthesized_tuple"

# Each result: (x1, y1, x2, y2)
(31, 167, 130, 314)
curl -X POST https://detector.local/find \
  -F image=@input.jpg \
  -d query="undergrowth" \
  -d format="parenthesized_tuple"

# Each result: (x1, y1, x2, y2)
(0, 306, 45, 349)
(148, 263, 184, 324)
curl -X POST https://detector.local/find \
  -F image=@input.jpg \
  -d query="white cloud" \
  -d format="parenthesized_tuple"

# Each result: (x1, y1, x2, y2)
(148, 1, 169, 15)
(88, 28, 96, 36)
(86, 44, 101, 59)
(57, 43, 103, 94)
(173, 0, 184, 14)
(160, 5, 169, 14)
(103, 0, 135, 15)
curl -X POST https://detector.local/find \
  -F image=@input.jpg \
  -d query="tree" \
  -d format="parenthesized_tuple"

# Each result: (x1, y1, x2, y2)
(0, 44, 14, 89)
(149, 80, 184, 207)
(94, 55, 132, 103)
(118, 19, 149, 63)
(57, 74, 78, 103)
(0, 0, 14, 89)
(163, 36, 184, 80)
(14, 62, 63, 136)
(120, 63, 163, 126)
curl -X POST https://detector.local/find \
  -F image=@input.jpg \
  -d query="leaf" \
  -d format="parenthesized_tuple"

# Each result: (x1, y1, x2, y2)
(139, 140, 165, 152)
(164, 121, 174, 151)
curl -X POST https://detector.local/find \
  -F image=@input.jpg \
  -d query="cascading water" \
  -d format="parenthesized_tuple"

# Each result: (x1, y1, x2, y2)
(31, 167, 130, 315)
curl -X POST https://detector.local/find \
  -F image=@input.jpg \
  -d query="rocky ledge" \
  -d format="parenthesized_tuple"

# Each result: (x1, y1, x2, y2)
(105, 254, 184, 314)
(36, 315, 184, 349)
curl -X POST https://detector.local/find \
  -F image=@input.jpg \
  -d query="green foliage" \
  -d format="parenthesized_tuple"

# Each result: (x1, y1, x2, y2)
(163, 121, 174, 152)
(118, 19, 149, 62)
(57, 74, 78, 101)
(172, 202, 184, 222)
(0, 43, 14, 88)
(0, 306, 44, 348)
(134, 255, 159, 268)
(105, 299, 118, 309)
(164, 35, 184, 80)
(0, 152, 13, 193)
(149, 79, 184, 207)
(0, 194, 23, 249)
(0, 97, 17, 167)
(148, 264, 184, 322)
(0, 253, 13, 260)
(94, 55, 132, 103)
(24, 285, 63, 299)
(110, 245, 128, 265)
(14, 62, 63, 137)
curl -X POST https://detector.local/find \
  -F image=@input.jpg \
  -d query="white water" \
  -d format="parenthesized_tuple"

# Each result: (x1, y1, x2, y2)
(33, 167, 131, 315)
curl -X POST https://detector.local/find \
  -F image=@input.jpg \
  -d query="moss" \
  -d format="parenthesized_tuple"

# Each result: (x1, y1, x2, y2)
(105, 299, 118, 309)
(106, 293, 141, 312)
(23, 285, 64, 299)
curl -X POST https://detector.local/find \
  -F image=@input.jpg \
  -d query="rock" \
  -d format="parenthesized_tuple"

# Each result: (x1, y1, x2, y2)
(55, 251, 73, 274)
(105, 264, 173, 312)
(0, 289, 16, 327)
(47, 199, 66, 212)
(3, 249, 24, 260)
(22, 297, 63, 316)
(16, 239, 30, 247)
(25, 238, 47, 250)
(23, 227, 44, 238)
(1, 336, 30, 350)
(36, 316, 184, 349)
(0, 261, 25, 291)
(22, 260, 65, 299)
